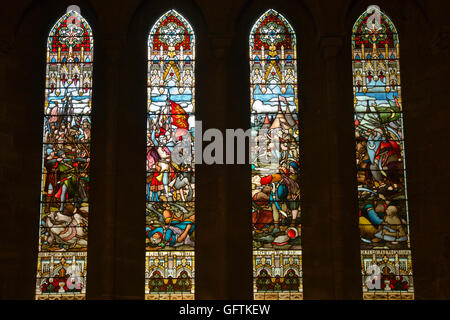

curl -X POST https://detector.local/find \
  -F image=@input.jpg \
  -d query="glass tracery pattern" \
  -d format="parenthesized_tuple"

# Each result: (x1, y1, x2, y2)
(145, 10, 195, 300)
(352, 6, 414, 300)
(250, 9, 302, 300)
(36, 8, 92, 300)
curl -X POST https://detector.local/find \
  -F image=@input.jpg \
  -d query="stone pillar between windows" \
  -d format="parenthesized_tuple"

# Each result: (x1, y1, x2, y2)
(86, 37, 120, 299)
(307, 35, 362, 299)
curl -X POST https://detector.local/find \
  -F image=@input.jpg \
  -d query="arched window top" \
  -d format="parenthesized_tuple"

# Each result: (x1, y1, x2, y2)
(250, 9, 296, 51)
(148, 10, 195, 53)
(249, 9, 302, 300)
(145, 9, 196, 300)
(351, 5, 414, 300)
(352, 6, 398, 49)
(48, 10, 93, 56)
(36, 6, 93, 300)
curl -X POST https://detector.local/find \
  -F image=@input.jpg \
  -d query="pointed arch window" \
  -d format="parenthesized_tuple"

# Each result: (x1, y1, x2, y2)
(250, 9, 302, 300)
(352, 5, 414, 300)
(145, 10, 196, 300)
(36, 6, 93, 300)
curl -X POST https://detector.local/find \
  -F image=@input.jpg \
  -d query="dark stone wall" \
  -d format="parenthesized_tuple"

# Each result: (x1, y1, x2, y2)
(0, 0, 448, 299)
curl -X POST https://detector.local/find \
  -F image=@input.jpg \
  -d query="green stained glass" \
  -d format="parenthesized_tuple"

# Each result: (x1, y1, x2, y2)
(36, 6, 93, 300)
(145, 10, 196, 300)
(352, 6, 414, 300)
(250, 9, 302, 300)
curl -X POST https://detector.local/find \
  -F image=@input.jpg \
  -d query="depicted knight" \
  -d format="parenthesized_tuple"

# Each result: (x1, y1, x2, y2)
(168, 163, 194, 202)
(42, 203, 88, 250)
(258, 161, 300, 233)
(146, 209, 195, 248)
(53, 149, 90, 210)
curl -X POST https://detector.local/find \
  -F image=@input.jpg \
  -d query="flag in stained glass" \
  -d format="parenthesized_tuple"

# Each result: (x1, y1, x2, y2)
(352, 5, 414, 300)
(145, 10, 195, 300)
(36, 6, 93, 300)
(250, 9, 302, 300)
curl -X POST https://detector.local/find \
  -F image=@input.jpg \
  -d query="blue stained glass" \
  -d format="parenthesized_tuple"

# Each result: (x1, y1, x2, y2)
(250, 9, 302, 300)
(145, 9, 196, 301)
(36, 7, 93, 300)
(352, 6, 414, 300)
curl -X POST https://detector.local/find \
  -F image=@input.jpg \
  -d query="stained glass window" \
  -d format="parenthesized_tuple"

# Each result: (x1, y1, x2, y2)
(36, 6, 92, 300)
(145, 10, 195, 300)
(250, 9, 302, 300)
(352, 5, 414, 300)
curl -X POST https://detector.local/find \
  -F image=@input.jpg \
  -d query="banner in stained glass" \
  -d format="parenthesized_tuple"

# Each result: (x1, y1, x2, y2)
(145, 10, 196, 300)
